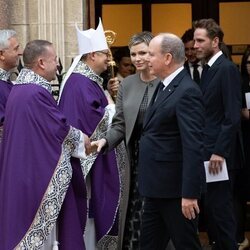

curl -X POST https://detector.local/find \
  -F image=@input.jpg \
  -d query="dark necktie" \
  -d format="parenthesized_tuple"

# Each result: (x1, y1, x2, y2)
(154, 81, 164, 102)
(201, 64, 210, 82)
(192, 64, 200, 84)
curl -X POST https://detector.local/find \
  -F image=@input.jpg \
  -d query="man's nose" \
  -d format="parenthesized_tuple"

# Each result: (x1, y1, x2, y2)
(193, 42, 198, 49)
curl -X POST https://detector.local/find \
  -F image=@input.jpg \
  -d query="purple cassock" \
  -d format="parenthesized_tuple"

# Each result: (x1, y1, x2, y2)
(0, 69, 87, 250)
(59, 61, 120, 248)
(0, 68, 13, 144)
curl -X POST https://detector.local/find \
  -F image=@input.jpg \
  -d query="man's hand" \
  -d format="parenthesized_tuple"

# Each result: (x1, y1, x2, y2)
(241, 108, 249, 120)
(90, 138, 107, 153)
(107, 77, 120, 97)
(182, 198, 200, 220)
(209, 154, 224, 175)
(84, 134, 91, 155)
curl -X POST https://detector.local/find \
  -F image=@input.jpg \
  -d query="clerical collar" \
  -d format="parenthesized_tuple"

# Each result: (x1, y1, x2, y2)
(73, 60, 103, 87)
(0, 68, 11, 82)
(15, 68, 52, 94)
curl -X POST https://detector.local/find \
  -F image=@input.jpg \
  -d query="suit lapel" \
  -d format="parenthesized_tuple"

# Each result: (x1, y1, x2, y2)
(128, 76, 149, 126)
(143, 69, 186, 129)
(125, 75, 159, 143)
(201, 54, 224, 93)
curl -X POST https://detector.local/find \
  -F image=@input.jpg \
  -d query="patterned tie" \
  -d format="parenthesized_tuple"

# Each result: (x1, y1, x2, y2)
(137, 85, 149, 126)
(192, 63, 200, 84)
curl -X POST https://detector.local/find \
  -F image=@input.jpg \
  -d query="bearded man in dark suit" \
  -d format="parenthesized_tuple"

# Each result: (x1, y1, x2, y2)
(194, 19, 242, 250)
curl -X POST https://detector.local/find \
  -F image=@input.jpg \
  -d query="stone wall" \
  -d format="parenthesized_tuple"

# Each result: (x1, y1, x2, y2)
(0, 0, 90, 73)
(0, 0, 10, 29)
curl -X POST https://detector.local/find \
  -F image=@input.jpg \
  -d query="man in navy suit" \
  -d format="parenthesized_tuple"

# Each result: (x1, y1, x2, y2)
(181, 28, 203, 84)
(194, 19, 242, 250)
(138, 33, 205, 250)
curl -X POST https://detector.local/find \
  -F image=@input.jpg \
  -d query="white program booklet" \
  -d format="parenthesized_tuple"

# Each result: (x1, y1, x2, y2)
(204, 161, 229, 183)
(245, 92, 250, 109)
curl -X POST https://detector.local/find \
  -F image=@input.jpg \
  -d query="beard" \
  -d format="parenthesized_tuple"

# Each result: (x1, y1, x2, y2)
(196, 48, 214, 62)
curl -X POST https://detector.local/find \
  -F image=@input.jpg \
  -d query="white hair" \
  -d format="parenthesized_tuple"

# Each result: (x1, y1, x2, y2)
(159, 33, 185, 64)
(0, 29, 17, 50)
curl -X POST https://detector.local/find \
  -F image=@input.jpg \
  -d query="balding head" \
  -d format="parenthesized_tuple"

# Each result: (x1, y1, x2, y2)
(148, 33, 185, 79)
(158, 33, 185, 64)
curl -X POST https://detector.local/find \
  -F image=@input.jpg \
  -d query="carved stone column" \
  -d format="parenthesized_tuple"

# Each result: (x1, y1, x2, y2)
(3, 0, 89, 72)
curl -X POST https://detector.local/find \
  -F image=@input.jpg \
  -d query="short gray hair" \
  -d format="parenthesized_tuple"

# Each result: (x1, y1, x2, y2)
(128, 31, 154, 49)
(0, 29, 17, 50)
(23, 40, 53, 68)
(159, 33, 185, 64)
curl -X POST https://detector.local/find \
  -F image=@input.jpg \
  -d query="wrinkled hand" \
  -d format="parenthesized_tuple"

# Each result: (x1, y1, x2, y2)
(84, 134, 91, 155)
(107, 77, 120, 97)
(182, 198, 199, 220)
(209, 154, 224, 175)
(90, 138, 107, 153)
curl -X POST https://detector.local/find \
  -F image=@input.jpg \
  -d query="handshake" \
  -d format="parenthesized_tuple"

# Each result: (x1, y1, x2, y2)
(84, 135, 107, 155)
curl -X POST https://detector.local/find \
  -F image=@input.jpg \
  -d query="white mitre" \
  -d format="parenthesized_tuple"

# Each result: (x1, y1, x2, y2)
(76, 18, 108, 54)
(58, 18, 108, 102)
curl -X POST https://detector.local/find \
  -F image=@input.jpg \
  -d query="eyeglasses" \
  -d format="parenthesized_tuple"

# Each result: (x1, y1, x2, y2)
(96, 51, 110, 57)
(246, 61, 250, 65)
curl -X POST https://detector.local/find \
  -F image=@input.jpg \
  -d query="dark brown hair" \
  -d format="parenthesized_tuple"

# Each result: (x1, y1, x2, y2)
(193, 18, 224, 43)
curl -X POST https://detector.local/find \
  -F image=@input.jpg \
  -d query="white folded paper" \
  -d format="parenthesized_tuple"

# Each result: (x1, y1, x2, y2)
(245, 92, 250, 109)
(204, 160, 229, 183)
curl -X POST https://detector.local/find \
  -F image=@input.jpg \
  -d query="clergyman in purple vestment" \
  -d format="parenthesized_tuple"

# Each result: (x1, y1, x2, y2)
(0, 40, 90, 250)
(0, 29, 22, 143)
(58, 20, 121, 249)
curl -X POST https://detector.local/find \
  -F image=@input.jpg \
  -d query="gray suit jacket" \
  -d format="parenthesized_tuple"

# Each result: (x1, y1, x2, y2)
(104, 73, 159, 249)
(105, 73, 159, 156)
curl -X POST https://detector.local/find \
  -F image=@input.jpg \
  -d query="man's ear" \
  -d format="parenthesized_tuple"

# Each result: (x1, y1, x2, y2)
(37, 57, 45, 70)
(89, 52, 97, 61)
(212, 37, 219, 48)
(164, 52, 172, 66)
(0, 50, 5, 61)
